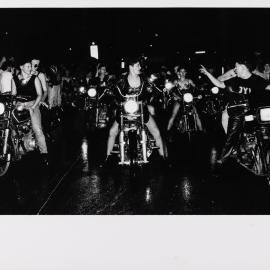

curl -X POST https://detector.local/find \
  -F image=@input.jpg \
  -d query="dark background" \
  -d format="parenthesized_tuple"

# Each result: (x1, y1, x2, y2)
(0, 8, 269, 67)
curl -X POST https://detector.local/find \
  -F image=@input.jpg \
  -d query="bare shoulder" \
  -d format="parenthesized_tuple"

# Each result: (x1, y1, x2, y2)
(34, 76, 41, 83)
(38, 72, 46, 80)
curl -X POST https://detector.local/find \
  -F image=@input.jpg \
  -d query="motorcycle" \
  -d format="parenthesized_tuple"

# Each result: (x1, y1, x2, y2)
(173, 87, 203, 142)
(229, 101, 270, 179)
(115, 86, 158, 166)
(73, 76, 114, 130)
(72, 83, 90, 111)
(0, 94, 38, 177)
(147, 74, 174, 112)
(198, 86, 226, 116)
(82, 85, 113, 131)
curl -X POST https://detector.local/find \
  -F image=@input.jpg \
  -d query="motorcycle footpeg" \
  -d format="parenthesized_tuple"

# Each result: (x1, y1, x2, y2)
(137, 160, 149, 164)
(111, 150, 120, 154)
(118, 161, 131, 165)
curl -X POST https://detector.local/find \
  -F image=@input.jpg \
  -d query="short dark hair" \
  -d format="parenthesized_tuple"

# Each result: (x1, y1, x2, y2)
(234, 55, 254, 71)
(127, 55, 142, 67)
(1, 60, 14, 71)
(17, 56, 32, 66)
(31, 57, 40, 61)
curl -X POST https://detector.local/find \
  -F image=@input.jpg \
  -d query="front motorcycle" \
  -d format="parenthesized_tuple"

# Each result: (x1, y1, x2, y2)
(0, 94, 37, 177)
(116, 92, 157, 166)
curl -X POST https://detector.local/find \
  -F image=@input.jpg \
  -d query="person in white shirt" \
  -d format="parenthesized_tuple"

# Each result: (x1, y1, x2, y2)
(0, 61, 16, 95)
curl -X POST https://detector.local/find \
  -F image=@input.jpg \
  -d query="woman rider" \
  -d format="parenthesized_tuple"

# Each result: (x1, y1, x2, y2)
(13, 57, 49, 165)
(167, 67, 203, 132)
(103, 56, 165, 165)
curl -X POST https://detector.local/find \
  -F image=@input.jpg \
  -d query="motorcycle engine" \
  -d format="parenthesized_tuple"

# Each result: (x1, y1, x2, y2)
(22, 132, 36, 152)
(12, 108, 31, 124)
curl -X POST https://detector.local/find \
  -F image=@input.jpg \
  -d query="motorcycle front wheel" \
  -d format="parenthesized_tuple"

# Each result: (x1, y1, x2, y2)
(251, 144, 268, 176)
(0, 153, 11, 177)
(0, 131, 18, 177)
(128, 130, 138, 167)
(237, 142, 268, 176)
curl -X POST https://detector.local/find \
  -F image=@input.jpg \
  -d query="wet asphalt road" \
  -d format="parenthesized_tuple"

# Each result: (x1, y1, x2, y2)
(0, 108, 270, 215)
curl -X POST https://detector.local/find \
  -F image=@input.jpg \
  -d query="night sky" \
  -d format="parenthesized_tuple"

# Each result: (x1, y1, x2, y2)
(0, 8, 270, 66)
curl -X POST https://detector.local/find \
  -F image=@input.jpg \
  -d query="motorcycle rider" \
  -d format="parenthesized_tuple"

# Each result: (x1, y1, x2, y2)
(200, 56, 270, 166)
(167, 67, 203, 132)
(103, 56, 165, 165)
(13, 57, 49, 165)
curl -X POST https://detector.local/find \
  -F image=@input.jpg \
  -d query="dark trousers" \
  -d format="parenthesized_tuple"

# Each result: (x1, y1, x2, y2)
(219, 110, 245, 162)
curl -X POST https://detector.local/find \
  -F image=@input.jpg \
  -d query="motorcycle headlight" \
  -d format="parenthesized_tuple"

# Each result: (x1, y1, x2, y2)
(211, 87, 219, 94)
(17, 104, 24, 111)
(124, 100, 139, 114)
(183, 93, 193, 103)
(259, 107, 270, 122)
(149, 74, 158, 83)
(79, 86, 86, 94)
(165, 82, 174, 90)
(87, 88, 97, 97)
(0, 103, 5, 115)
(245, 115, 255, 122)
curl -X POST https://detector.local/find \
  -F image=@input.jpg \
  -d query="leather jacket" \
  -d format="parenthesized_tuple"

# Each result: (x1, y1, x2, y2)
(112, 75, 153, 105)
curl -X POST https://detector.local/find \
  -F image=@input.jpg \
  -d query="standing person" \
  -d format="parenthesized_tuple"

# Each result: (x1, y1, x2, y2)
(46, 65, 62, 108)
(253, 61, 270, 81)
(94, 63, 109, 87)
(31, 58, 48, 106)
(103, 56, 165, 165)
(200, 57, 270, 166)
(13, 58, 49, 165)
(61, 67, 75, 107)
(0, 60, 16, 95)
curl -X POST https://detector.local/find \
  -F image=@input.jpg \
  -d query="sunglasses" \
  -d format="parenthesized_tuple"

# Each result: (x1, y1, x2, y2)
(33, 64, 39, 68)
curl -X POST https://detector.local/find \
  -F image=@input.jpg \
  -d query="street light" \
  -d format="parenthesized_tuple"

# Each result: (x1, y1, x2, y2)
(121, 58, 125, 69)
(195, 51, 206, 54)
(90, 42, 99, 59)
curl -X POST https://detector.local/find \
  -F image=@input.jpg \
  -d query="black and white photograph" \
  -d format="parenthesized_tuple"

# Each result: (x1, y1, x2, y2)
(0, 7, 270, 215)
(1, 2, 270, 269)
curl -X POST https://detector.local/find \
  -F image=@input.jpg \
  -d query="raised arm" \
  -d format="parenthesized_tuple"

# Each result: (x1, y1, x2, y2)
(11, 78, 16, 96)
(218, 68, 237, 82)
(200, 65, 225, 88)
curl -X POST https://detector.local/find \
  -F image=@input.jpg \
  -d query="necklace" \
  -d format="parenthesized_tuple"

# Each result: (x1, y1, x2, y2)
(19, 74, 31, 85)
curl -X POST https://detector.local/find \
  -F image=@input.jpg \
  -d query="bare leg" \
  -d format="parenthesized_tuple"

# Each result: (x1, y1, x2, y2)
(222, 107, 229, 134)
(146, 115, 164, 157)
(107, 120, 119, 156)
(147, 104, 155, 116)
(194, 107, 203, 131)
(167, 102, 180, 131)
